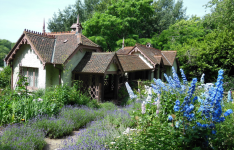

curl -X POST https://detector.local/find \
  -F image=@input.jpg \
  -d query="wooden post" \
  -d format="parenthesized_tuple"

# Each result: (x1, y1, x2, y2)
(98, 75, 104, 102)
(114, 74, 118, 100)
(59, 69, 61, 85)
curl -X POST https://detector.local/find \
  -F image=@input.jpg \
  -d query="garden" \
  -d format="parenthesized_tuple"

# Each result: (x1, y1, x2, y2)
(0, 66, 234, 150)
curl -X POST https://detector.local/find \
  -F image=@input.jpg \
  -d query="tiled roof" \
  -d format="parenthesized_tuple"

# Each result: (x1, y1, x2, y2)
(134, 44, 162, 65)
(53, 34, 78, 64)
(52, 33, 100, 64)
(116, 47, 134, 54)
(81, 34, 100, 47)
(70, 23, 76, 29)
(73, 52, 115, 73)
(25, 31, 55, 63)
(118, 55, 151, 72)
(154, 56, 163, 65)
(161, 51, 177, 66)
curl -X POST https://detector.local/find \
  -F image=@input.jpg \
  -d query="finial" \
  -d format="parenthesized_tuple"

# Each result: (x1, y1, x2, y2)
(43, 18, 45, 35)
(122, 37, 124, 49)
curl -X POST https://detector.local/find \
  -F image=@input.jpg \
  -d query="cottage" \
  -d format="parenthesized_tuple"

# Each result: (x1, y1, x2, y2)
(4, 16, 178, 102)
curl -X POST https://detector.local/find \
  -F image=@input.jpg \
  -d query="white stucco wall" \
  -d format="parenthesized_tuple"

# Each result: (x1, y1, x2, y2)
(46, 64, 60, 87)
(61, 49, 87, 86)
(12, 44, 46, 89)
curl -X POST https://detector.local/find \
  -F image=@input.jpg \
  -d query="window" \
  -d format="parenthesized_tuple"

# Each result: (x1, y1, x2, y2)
(22, 67, 39, 89)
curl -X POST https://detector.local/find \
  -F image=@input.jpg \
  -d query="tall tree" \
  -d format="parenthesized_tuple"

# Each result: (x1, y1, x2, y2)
(0, 39, 14, 67)
(150, 0, 188, 35)
(48, 0, 101, 32)
(83, 0, 154, 51)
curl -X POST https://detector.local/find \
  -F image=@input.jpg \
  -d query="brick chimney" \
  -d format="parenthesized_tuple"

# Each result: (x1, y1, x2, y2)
(43, 18, 45, 35)
(76, 14, 83, 44)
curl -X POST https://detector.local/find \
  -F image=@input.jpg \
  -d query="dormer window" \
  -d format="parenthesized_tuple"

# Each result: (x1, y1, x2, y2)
(146, 43, 152, 48)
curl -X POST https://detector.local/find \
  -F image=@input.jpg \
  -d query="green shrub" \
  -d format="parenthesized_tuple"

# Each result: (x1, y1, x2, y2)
(0, 66, 11, 88)
(100, 102, 117, 110)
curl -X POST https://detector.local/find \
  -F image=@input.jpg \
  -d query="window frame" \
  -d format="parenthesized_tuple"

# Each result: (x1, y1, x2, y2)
(22, 67, 39, 90)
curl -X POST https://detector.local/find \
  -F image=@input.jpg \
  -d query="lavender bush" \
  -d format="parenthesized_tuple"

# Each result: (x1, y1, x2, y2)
(29, 115, 74, 139)
(0, 123, 46, 150)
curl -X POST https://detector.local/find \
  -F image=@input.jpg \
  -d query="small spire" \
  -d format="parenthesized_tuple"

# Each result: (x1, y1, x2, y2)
(122, 37, 124, 49)
(43, 18, 45, 35)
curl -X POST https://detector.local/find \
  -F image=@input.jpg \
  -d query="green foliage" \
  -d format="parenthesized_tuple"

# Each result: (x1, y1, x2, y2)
(151, 0, 188, 34)
(83, 0, 154, 51)
(48, 0, 187, 51)
(0, 81, 98, 125)
(152, 17, 208, 50)
(99, 102, 117, 110)
(0, 66, 11, 88)
(173, 28, 234, 81)
(0, 39, 14, 67)
(47, 0, 101, 32)
(223, 74, 234, 92)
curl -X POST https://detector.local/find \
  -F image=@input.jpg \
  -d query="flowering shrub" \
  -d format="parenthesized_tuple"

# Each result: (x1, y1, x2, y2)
(0, 123, 46, 150)
(120, 67, 234, 149)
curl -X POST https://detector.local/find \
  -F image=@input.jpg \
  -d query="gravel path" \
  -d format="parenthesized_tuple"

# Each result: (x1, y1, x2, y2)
(43, 131, 79, 150)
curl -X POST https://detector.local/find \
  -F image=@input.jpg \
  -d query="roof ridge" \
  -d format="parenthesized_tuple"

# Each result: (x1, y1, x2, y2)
(47, 31, 75, 35)
(162, 50, 177, 52)
(24, 29, 55, 39)
(81, 34, 100, 47)
(135, 43, 161, 51)
(161, 53, 172, 66)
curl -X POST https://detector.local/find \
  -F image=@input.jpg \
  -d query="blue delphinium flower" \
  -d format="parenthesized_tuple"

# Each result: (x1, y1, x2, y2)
(197, 69, 227, 123)
(172, 67, 181, 88)
(224, 109, 233, 117)
(209, 123, 215, 129)
(180, 68, 188, 85)
(197, 122, 202, 127)
(212, 130, 216, 135)
(227, 90, 233, 102)
(180, 78, 197, 121)
(200, 73, 205, 84)
(153, 78, 168, 92)
(168, 115, 173, 121)
(174, 100, 180, 112)
(125, 82, 137, 99)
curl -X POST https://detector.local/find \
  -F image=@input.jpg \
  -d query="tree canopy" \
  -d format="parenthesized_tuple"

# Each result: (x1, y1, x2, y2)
(0, 39, 14, 67)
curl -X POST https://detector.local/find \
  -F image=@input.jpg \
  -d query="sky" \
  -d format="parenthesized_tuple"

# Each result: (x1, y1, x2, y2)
(0, 0, 211, 43)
